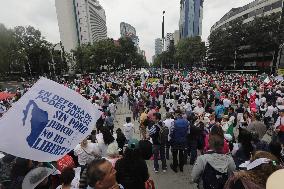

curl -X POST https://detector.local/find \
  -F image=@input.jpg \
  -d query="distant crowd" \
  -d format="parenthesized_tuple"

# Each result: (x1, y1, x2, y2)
(1, 69, 284, 189)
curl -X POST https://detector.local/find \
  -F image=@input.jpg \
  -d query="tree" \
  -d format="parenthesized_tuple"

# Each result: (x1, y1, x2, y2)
(208, 12, 282, 70)
(0, 24, 16, 75)
(118, 37, 137, 69)
(12, 25, 55, 76)
(72, 37, 148, 73)
(175, 36, 206, 68)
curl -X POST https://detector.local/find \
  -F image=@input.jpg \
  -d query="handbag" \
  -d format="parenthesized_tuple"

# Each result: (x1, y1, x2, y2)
(82, 147, 101, 163)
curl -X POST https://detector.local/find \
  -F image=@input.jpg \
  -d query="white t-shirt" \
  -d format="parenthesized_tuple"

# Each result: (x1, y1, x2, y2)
(108, 103, 116, 113)
(184, 103, 192, 112)
(74, 142, 100, 166)
(265, 106, 277, 118)
(123, 123, 135, 141)
(163, 119, 174, 141)
(223, 98, 231, 108)
(194, 106, 205, 115)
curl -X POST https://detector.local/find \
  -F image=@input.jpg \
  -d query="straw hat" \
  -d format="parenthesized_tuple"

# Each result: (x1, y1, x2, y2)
(266, 169, 284, 189)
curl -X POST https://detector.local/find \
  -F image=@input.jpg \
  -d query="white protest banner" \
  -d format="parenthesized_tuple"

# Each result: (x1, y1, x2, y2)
(0, 78, 102, 162)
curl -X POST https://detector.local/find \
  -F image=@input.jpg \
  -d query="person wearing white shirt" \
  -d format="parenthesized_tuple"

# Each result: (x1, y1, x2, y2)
(223, 97, 231, 108)
(265, 104, 277, 118)
(56, 167, 81, 189)
(193, 103, 205, 115)
(274, 109, 284, 145)
(108, 102, 117, 121)
(163, 113, 175, 160)
(123, 117, 135, 142)
(74, 139, 101, 166)
(184, 101, 192, 116)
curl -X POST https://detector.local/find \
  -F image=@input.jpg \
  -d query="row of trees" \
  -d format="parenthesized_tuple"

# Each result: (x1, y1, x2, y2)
(152, 36, 206, 69)
(0, 24, 69, 78)
(0, 23, 148, 78)
(72, 37, 148, 73)
(208, 12, 284, 70)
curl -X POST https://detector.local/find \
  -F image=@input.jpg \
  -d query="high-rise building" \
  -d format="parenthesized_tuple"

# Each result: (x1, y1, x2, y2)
(120, 22, 139, 47)
(174, 30, 180, 45)
(155, 38, 163, 55)
(179, 0, 203, 39)
(152, 55, 157, 64)
(211, 0, 283, 32)
(165, 33, 174, 51)
(55, 0, 107, 52)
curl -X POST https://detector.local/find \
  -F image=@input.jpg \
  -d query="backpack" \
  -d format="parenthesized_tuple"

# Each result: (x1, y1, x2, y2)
(202, 163, 228, 189)
(158, 123, 169, 144)
(172, 120, 188, 145)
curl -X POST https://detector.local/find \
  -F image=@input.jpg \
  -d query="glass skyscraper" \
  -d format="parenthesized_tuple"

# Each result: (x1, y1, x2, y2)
(179, 0, 203, 39)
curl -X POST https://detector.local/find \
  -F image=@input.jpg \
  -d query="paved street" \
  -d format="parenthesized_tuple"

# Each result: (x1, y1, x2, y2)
(114, 103, 197, 189)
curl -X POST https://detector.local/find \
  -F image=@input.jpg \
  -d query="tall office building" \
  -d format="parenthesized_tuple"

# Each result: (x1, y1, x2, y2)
(55, 0, 107, 52)
(155, 38, 163, 55)
(211, 0, 283, 32)
(120, 22, 139, 47)
(179, 0, 203, 39)
(174, 30, 180, 45)
(165, 33, 174, 51)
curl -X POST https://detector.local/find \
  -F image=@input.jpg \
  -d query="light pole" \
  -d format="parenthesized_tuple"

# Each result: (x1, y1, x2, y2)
(233, 50, 237, 69)
(161, 10, 165, 78)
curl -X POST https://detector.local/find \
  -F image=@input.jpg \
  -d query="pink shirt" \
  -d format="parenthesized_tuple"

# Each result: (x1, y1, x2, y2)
(204, 134, 230, 154)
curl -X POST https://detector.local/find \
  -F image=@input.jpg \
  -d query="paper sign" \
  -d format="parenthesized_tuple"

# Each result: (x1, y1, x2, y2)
(0, 78, 101, 162)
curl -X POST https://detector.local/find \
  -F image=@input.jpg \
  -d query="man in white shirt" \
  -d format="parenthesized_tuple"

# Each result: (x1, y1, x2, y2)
(193, 102, 205, 115)
(274, 109, 284, 130)
(265, 103, 277, 118)
(163, 113, 175, 160)
(274, 109, 284, 145)
(223, 97, 231, 108)
(108, 102, 117, 121)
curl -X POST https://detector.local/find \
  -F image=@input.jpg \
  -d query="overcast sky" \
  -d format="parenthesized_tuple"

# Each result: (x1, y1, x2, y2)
(0, 0, 253, 62)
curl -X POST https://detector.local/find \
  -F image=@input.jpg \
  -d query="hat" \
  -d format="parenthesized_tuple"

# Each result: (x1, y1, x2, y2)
(128, 139, 139, 150)
(279, 109, 284, 113)
(223, 115, 229, 119)
(22, 165, 57, 189)
(266, 169, 284, 189)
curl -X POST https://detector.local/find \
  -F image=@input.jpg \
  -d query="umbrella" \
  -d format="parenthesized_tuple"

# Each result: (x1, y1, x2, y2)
(0, 92, 15, 101)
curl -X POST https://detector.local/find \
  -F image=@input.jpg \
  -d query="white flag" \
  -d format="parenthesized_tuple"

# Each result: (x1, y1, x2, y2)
(0, 78, 102, 162)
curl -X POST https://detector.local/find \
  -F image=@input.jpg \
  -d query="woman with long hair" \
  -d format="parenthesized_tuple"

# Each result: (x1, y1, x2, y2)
(232, 129, 255, 168)
(115, 139, 149, 189)
(97, 127, 115, 157)
(225, 151, 281, 189)
(10, 158, 34, 189)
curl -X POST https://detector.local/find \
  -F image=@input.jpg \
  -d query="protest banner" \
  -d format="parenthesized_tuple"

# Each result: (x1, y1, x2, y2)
(0, 78, 102, 162)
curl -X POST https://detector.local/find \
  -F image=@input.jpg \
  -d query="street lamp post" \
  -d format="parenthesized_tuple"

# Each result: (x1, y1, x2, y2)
(161, 10, 165, 78)
(233, 50, 237, 69)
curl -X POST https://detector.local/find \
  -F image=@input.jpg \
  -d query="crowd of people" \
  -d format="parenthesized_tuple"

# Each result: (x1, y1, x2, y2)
(1, 68, 284, 189)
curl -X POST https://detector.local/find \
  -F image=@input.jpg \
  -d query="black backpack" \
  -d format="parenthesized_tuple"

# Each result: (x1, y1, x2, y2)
(202, 163, 228, 189)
